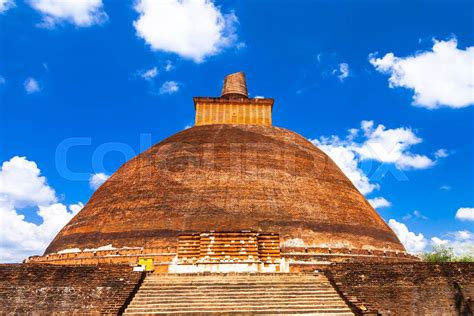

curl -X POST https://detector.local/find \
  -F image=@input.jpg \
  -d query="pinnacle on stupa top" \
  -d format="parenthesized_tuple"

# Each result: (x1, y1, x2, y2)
(221, 71, 248, 99)
(193, 71, 274, 126)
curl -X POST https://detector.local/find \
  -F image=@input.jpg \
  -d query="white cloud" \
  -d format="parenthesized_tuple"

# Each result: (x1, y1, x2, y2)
(311, 120, 434, 195)
(159, 80, 179, 95)
(0, 156, 82, 262)
(453, 230, 472, 241)
(403, 210, 428, 221)
(0, 156, 56, 207)
(388, 219, 428, 253)
(334, 62, 350, 81)
(164, 60, 173, 72)
(368, 197, 391, 209)
(140, 67, 158, 81)
(236, 42, 246, 50)
(434, 148, 449, 159)
(28, 0, 107, 28)
(356, 120, 434, 170)
(0, 0, 14, 13)
(431, 237, 448, 246)
(134, 0, 239, 62)
(69, 202, 84, 215)
(431, 230, 474, 256)
(89, 172, 109, 190)
(439, 185, 451, 191)
(389, 218, 473, 255)
(370, 38, 474, 109)
(24, 77, 41, 94)
(455, 207, 474, 221)
(413, 210, 428, 220)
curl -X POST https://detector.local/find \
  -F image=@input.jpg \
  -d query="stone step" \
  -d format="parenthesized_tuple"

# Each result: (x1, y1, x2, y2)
(125, 307, 352, 313)
(123, 273, 353, 315)
(128, 300, 347, 308)
(133, 290, 341, 296)
(142, 278, 329, 282)
(124, 312, 354, 316)
(142, 280, 330, 285)
(130, 297, 346, 303)
(127, 302, 350, 309)
(143, 278, 328, 283)
(139, 284, 333, 289)
(148, 274, 324, 276)
(135, 290, 338, 296)
(125, 307, 353, 314)
(139, 282, 331, 287)
(133, 293, 342, 299)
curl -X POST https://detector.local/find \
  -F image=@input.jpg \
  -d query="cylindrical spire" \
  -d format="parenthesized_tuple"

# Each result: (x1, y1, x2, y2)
(221, 72, 248, 98)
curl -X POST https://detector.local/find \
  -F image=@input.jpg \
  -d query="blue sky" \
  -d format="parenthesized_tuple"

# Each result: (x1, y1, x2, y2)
(0, 0, 473, 262)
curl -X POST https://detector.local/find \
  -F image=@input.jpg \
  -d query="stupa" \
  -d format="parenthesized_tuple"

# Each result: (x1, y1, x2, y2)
(28, 72, 415, 272)
(7, 73, 471, 316)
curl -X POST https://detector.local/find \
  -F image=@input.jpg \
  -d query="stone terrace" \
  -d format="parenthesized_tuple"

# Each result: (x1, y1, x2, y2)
(325, 262, 474, 316)
(0, 264, 143, 315)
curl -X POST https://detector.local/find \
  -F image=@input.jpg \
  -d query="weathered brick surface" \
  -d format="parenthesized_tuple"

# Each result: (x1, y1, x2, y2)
(45, 124, 405, 256)
(0, 264, 143, 315)
(325, 262, 474, 315)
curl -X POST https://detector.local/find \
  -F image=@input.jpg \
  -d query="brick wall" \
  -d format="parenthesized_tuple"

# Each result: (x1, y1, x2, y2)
(325, 262, 474, 315)
(0, 264, 143, 315)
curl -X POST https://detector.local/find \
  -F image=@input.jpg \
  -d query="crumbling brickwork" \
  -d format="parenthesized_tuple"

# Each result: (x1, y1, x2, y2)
(0, 264, 143, 315)
(325, 262, 474, 315)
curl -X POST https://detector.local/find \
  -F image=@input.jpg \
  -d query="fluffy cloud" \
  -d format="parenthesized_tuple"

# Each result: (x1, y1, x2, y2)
(430, 230, 474, 256)
(455, 207, 474, 221)
(0, 156, 56, 207)
(140, 67, 158, 81)
(24, 78, 41, 94)
(370, 38, 474, 109)
(0, 0, 14, 13)
(388, 216, 473, 256)
(356, 120, 434, 170)
(28, 0, 107, 27)
(431, 237, 448, 246)
(434, 148, 449, 159)
(89, 172, 109, 190)
(388, 219, 428, 253)
(159, 80, 179, 95)
(134, 0, 239, 62)
(335, 63, 350, 81)
(164, 60, 173, 72)
(389, 216, 473, 255)
(402, 210, 428, 221)
(368, 197, 391, 209)
(312, 120, 434, 195)
(0, 157, 82, 262)
(439, 185, 451, 191)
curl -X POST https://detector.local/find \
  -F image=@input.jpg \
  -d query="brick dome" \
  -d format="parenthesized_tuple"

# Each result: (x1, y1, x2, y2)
(45, 124, 404, 255)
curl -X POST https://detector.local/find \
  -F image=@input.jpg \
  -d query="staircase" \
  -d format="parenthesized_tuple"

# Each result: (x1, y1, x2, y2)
(123, 273, 354, 315)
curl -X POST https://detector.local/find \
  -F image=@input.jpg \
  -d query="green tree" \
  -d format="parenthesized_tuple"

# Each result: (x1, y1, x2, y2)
(422, 244, 474, 262)
(423, 244, 454, 262)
